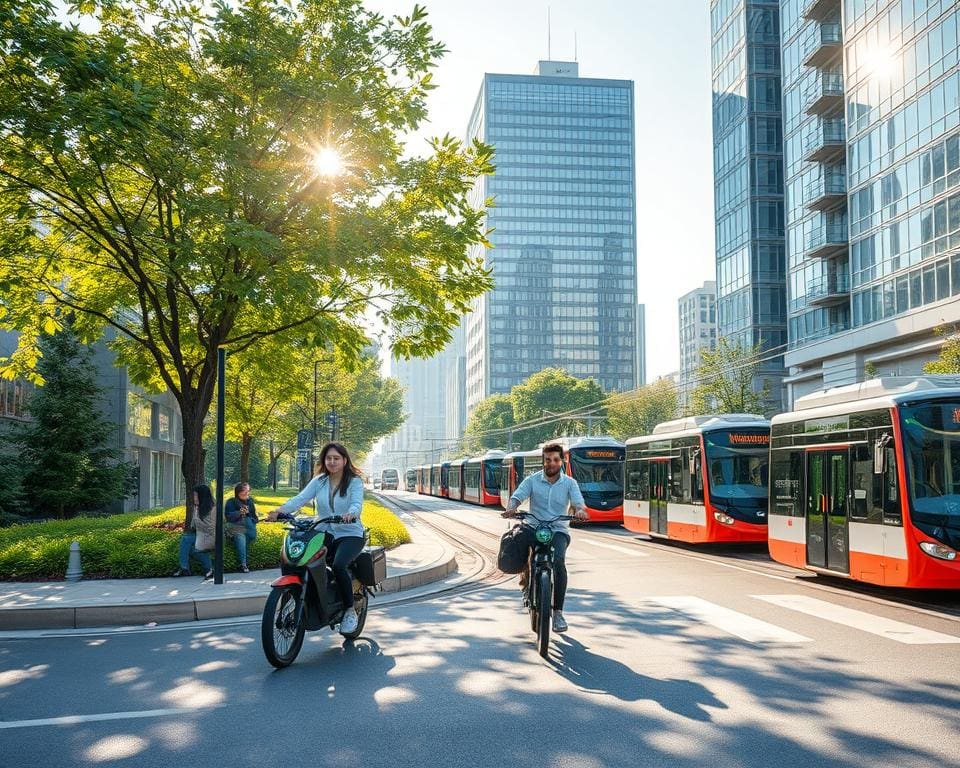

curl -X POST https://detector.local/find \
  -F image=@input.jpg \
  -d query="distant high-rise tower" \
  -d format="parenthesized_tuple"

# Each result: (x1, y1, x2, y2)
(636, 303, 647, 388)
(710, 1, 788, 410)
(678, 281, 718, 407)
(464, 61, 638, 415)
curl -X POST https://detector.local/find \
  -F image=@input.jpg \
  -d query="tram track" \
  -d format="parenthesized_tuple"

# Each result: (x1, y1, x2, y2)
(383, 492, 960, 623)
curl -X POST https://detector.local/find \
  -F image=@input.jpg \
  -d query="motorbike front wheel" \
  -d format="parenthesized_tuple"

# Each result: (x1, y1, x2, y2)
(536, 569, 552, 658)
(261, 587, 305, 668)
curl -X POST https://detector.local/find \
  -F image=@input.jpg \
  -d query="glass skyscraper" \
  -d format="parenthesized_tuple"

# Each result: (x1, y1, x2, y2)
(464, 62, 638, 415)
(711, 0, 789, 411)
(779, 0, 960, 402)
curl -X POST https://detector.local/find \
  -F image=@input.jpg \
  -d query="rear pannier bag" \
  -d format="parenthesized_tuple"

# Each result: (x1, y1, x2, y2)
(497, 526, 528, 574)
(353, 546, 387, 586)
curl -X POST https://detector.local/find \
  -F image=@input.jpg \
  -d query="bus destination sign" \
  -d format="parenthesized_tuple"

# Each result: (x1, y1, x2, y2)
(585, 450, 617, 458)
(729, 433, 770, 445)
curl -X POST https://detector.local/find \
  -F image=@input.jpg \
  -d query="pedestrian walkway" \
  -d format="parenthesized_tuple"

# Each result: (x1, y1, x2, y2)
(0, 515, 457, 631)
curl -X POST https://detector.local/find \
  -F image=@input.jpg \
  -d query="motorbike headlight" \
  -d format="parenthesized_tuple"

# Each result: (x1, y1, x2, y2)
(919, 541, 958, 561)
(535, 526, 554, 544)
(287, 541, 306, 560)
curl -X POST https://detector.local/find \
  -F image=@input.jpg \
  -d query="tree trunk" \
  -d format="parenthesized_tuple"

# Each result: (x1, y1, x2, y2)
(240, 434, 252, 485)
(180, 413, 205, 527)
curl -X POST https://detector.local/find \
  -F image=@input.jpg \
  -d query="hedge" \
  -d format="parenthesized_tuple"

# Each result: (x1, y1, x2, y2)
(0, 490, 410, 581)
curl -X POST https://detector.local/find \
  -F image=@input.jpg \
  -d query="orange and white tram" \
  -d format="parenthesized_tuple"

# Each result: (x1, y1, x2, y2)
(624, 415, 770, 543)
(500, 451, 527, 509)
(462, 450, 505, 506)
(769, 377, 960, 588)
(448, 458, 466, 502)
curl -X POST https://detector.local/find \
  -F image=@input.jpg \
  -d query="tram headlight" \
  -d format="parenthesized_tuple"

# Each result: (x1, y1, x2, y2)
(919, 541, 958, 561)
(713, 511, 735, 525)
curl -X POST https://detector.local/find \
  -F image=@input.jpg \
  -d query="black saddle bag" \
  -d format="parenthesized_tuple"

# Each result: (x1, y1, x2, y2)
(497, 525, 528, 574)
(352, 546, 387, 587)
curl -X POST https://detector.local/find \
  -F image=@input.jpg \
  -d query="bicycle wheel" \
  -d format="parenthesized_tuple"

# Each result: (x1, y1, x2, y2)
(536, 569, 552, 658)
(261, 587, 305, 668)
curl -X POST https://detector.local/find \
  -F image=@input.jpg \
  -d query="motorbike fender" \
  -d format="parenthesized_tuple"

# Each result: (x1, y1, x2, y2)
(271, 575, 303, 588)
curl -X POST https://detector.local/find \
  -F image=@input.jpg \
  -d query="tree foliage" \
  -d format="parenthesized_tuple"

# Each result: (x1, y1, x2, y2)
(510, 368, 605, 448)
(923, 326, 960, 374)
(10, 327, 133, 518)
(0, 0, 493, 517)
(690, 338, 768, 416)
(462, 393, 514, 452)
(605, 379, 678, 441)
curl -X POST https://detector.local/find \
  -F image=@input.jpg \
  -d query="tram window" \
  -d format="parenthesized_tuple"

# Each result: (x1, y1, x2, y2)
(670, 454, 692, 503)
(627, 463, 648, 501)
(851, 445, 881, 522)
(882, 447, 901, 525)
(771, 450, 803, 516)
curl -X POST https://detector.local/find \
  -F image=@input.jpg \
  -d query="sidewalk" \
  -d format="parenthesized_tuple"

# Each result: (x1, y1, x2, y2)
(0, 514, 457, 631)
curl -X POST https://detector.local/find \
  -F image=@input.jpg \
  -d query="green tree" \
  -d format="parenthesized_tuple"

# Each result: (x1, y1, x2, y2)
(0, 0, 493, 521)
(923, 326, 960, 374)
(510, 368, 605, 449)
(690, 338, 768, 415)
(463, 393, 515, 452)
(14, 328, 132, 518)
(605, 379, 678, 440)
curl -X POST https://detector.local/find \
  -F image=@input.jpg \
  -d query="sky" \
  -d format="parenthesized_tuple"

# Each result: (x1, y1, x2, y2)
(366, 0, 717, 380)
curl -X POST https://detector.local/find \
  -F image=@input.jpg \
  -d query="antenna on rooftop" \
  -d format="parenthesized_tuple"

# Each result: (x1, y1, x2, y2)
(574, 31, 578, 61)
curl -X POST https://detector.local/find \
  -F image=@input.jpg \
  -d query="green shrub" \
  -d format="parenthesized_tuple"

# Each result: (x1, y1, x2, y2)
(0, 493, 410, 580)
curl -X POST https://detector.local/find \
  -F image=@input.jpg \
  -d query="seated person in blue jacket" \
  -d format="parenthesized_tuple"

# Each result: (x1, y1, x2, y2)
(224, 482, 258, 573)
(266, 442, 365, 634)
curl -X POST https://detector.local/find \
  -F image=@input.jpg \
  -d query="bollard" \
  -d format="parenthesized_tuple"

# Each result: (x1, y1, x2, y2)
(65, 540, 83, 582)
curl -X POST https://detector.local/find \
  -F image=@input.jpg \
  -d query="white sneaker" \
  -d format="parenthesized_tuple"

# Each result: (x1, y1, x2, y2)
(552, 610, 568, 633)
(340, 609, 358, 634)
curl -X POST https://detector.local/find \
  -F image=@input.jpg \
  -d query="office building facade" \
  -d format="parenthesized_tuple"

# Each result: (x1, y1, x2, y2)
(464, 61, 638, 415)
(637, 303, 647, 388)
(780, 0, 960, 402)
(711, 0, 789, 410)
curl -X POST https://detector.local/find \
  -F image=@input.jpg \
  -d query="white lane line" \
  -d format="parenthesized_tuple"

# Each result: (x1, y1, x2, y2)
(579, 539, 649, 557)
(753, 595, 960, 645)
(650, 596, 812, 643)
(0, 708, 208, 730)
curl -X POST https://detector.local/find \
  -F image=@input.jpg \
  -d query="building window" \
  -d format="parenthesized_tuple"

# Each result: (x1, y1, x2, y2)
(158, 410, 171, 442)
(128, 392, 153, 438)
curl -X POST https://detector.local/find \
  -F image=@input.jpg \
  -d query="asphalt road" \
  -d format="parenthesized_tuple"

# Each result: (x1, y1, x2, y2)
(2, 495, 960, 768)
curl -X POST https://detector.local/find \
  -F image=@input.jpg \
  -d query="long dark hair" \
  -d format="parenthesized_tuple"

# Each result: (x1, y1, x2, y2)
(318, 442, 361, 497)
(193, 484, 215, 519)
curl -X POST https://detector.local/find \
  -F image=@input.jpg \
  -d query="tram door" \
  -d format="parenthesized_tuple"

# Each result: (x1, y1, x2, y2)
(805, 449, 850, 573)
(648, 460, 669, 536)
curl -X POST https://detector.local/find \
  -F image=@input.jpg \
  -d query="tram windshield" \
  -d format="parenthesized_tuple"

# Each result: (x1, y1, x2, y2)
(703, 430, 769, 509)
(569, 449, 624, 498)
(483, 462, 502, 492)
(900, 402, 960, 527)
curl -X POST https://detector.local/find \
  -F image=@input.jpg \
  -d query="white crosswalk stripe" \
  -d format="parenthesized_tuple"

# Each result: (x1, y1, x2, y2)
(649, 596, 812, 643)
(752, 595, 960, 645)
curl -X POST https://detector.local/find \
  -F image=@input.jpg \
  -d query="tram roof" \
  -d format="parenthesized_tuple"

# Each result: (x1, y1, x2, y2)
(625, 414, 769, 445)
(774, 376, 960, 424)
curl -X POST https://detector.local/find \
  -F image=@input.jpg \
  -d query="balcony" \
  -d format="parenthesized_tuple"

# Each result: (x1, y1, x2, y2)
(804, 72, 844, 116)
(804, 0, 840, 22)
(803, 119, 846, 163)
(803, 22, 843, 68)
(806, 225, 848, 259)
(806, 274, 850, 306)
(805, 173, 846, 211)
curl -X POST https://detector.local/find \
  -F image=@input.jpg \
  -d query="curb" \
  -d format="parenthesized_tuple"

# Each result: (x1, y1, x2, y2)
(0, 552, 458, 631)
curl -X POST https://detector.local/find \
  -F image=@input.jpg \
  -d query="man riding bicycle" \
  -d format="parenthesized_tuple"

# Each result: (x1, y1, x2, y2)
(501, 442, 587, 633)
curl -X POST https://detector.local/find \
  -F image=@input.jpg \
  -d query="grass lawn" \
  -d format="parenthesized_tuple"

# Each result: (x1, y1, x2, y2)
(0, 487, 410, 581)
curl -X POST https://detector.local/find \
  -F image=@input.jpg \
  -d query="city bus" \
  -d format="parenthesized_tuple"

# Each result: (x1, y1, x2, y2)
(405, 469, 417, 492)
(448, 458, 467, 502)
(624, 415, 770, 543)
(463, 450, 505, 506)
(380, 468, 399, 491)
(769, 376, 960, 588)
(512, 437, 625, 523)
(500, 451, 526, 508)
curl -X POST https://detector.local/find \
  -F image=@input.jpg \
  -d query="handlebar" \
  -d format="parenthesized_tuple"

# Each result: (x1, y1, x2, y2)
(277, 513, 345, 528)
(504, 512, 577, 522)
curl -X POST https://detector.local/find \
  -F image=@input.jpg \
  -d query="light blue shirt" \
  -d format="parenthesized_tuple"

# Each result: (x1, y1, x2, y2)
(274, 475, 364, 540)
(509, 471, 585, 534)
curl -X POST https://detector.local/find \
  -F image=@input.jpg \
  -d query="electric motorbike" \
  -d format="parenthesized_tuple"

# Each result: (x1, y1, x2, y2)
(261, 513, 386, 668)
(510, 512, 576, 658)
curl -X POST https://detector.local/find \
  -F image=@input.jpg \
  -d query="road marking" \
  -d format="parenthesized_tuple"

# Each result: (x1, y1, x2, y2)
(752, 595, 960, 644)
(650, 596, 812, 643)
(579, 539, 648, 557)
(0, 708, 208, 730)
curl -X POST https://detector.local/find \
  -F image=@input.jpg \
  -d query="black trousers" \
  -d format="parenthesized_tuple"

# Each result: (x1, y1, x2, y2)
(326, 536, 365, 609)
(516, 527, 571, 610)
